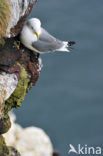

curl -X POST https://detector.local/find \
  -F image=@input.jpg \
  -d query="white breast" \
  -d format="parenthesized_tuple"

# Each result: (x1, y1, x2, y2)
(20, 25, 38, 51)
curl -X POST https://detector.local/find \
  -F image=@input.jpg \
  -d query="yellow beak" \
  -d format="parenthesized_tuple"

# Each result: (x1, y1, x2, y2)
(35, 32, 39, 39)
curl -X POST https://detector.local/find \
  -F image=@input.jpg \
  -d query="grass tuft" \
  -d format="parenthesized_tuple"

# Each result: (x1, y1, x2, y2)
(0, 0, 11, 45)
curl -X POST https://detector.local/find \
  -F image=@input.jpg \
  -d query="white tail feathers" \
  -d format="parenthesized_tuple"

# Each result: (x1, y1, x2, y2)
(57, 41, 75, 52)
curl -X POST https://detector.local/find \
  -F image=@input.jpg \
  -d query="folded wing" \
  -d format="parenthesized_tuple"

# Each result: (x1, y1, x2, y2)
(32, 28, 64, 53)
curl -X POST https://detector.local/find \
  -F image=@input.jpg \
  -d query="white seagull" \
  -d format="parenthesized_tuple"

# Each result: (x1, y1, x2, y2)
(20, 18, 75, 54)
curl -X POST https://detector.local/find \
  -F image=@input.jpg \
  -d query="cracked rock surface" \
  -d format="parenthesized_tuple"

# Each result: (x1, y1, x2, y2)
(0, 0, 43, 155)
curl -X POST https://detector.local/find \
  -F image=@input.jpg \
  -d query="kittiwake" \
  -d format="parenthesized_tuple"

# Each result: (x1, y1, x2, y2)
(20, 18, 75, 54)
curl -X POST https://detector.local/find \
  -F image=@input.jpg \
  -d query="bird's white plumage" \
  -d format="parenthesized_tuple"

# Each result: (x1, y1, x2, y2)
(20, 18, 71, 54)
(20, 19, 40, 52)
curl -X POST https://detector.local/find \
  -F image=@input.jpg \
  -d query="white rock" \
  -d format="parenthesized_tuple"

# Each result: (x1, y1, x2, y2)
(0, 72, 18, 103)
(37, 58, 43, 72)
(7, 0, 36, 36)
(4, 113, 53, 156)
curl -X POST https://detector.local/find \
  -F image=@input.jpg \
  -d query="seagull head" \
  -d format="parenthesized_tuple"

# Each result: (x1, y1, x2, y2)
(26, 18, 41, 39)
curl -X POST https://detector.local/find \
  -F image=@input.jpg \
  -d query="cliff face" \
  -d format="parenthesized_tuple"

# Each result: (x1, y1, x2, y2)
(0, 1, 60, 156)
(7, 0, 37, 37)
(0, 0, 42, 155)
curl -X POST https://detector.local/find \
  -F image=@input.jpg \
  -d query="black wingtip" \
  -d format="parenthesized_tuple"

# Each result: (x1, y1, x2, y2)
(68, 41, 76, 46)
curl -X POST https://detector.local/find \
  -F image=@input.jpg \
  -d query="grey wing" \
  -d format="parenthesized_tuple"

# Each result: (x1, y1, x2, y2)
(32, 28, 64, 53)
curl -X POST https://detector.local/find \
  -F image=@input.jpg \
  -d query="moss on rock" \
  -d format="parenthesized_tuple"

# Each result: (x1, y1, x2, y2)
(0, 114, 11, 134)
(5, 63, 30, 112)
(0, 0, 39, 155)
(0, 135, 9, 156)
(0, 63, 30, 156)
(0, 136, 20, 156)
